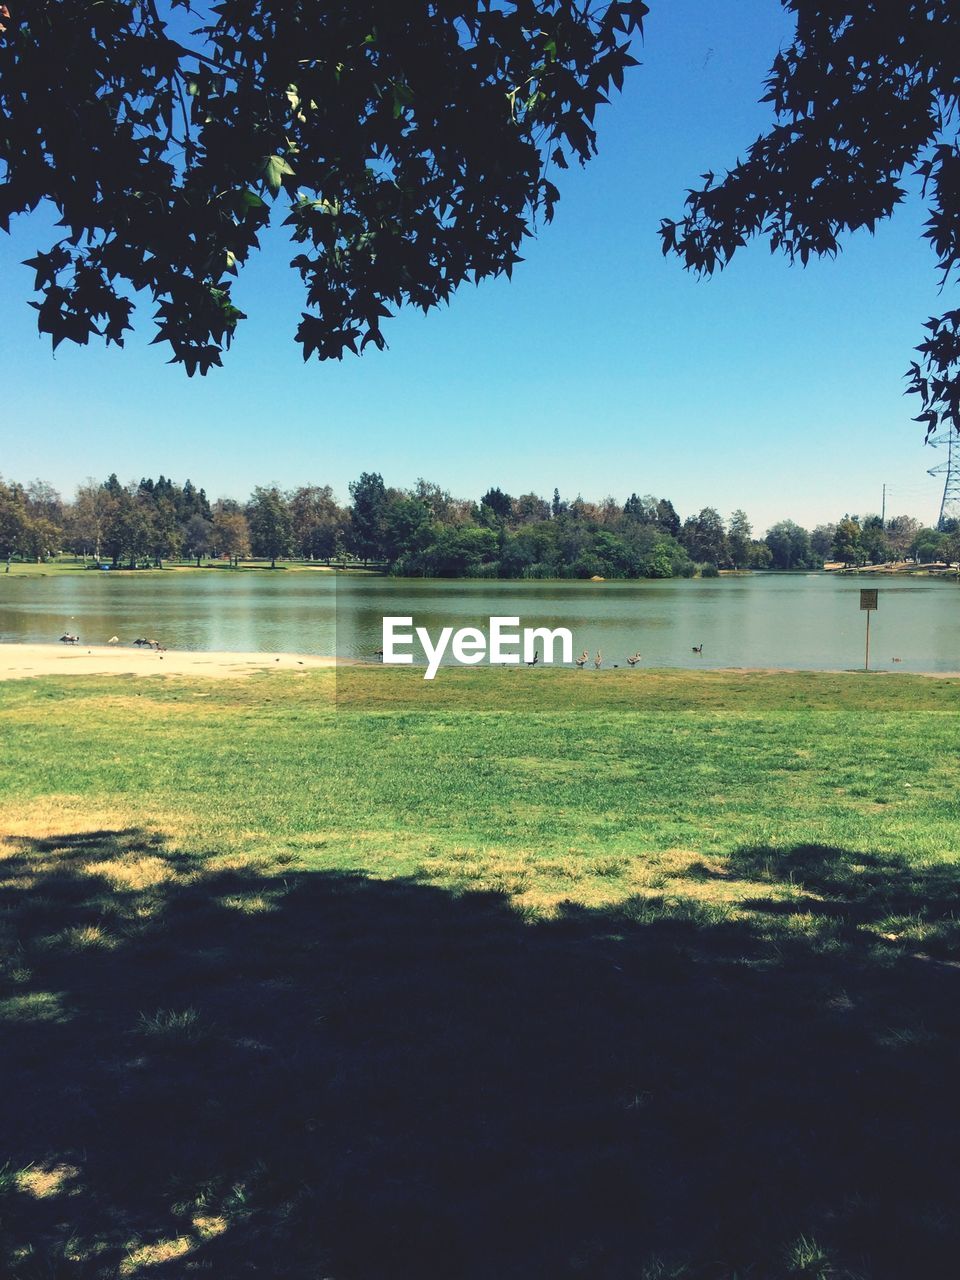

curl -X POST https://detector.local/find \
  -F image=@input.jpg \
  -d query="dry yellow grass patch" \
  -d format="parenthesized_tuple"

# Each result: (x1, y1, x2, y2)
(83, 856, 175, 890)
(217, 893, 277, 913)
(120, 1236, 194, 1275)
(0, 800, 138, 842)
(192, 1215, 228, 1240)
(16, 1163, 80, 1199)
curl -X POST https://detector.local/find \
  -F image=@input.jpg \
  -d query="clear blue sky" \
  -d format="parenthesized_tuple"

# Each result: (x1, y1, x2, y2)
(0, 0, 948, 531)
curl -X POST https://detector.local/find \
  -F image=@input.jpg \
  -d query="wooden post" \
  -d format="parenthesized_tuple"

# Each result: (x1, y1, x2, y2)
(860, 589, 878, 671)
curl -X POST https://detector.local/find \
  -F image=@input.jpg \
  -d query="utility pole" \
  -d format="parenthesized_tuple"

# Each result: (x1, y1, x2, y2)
(881, 482, 886, 525)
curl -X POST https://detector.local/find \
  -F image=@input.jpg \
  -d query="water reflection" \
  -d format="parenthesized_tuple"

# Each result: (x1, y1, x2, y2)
(1, 571, 957, 671)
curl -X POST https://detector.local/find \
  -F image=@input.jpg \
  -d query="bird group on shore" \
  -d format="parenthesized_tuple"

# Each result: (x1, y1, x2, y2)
(57, 633, 169, 650)
(572, 649, 642, 670)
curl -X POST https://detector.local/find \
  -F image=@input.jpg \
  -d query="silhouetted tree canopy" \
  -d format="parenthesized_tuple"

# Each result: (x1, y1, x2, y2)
(0, 0, 644, 374)
(659, 0, 960, 438)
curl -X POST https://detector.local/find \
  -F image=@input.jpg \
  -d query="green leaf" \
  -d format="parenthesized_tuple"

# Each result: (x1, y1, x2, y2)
(261, 154, 296, 195)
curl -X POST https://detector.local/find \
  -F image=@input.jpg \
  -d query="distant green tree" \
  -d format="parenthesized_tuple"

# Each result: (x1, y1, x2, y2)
(21, 516, 61, 563)
(748, 540, 773, 570)
(149, 498, 183, 567)
(68, 481, 113, 561)
(512, 493, 552, 525)
(183, 514, 214, 567)
(0, 479, 29, 565)
(384, 497, 432, 566)
(25, 480, 64, 530)
(479, 488, 513, 522)
(833, 516, 864, 567)
(765, 520, 814, 570)
(641, 540, 675, 579)
(727, 509, 753, 569)
(682, 508, 727, 566)
(911, 527, 946, 563)
(859, 515, 890, 565)
(885, 515, 921, 563)
(655, 498, 681, 537)
(289, 485, 344, 561)
(212, 503, 251, 566)
(623, 493, 647, 523)
(810, 524, 836, 563)
(348, 473, 388, 564)
(247, 487, 293, 568)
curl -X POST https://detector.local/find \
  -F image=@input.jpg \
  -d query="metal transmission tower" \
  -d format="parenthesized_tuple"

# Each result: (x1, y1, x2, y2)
(927, 430, 960, 530)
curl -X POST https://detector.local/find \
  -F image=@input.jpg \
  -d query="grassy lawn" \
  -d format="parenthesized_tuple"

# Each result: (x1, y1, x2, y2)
(1, 668, 959, 1278)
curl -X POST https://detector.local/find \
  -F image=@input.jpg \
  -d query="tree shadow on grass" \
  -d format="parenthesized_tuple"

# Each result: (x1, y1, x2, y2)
(2, 832, 959, 1279)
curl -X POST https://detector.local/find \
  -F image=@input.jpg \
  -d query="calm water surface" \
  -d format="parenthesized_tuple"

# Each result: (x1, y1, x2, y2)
(1, 570, 957, 672)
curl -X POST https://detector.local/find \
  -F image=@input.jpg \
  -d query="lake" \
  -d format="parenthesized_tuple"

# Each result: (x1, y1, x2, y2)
(1, 570, 957, 672)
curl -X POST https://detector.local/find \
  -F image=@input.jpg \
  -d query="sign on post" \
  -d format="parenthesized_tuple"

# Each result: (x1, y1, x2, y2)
(859, 589, 878, 670)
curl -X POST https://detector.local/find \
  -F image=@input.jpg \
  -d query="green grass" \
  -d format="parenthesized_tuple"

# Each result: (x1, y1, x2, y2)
(1, 668, 960, 1277)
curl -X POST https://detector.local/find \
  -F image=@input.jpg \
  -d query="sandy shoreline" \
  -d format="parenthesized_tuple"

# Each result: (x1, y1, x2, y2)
(0, 643, 958, 681)
(0, 643, 344, 680)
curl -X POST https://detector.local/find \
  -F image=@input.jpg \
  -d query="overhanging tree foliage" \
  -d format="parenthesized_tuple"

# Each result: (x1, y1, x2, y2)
(0, 0, 644, 374)
(659, 0, 960, 438)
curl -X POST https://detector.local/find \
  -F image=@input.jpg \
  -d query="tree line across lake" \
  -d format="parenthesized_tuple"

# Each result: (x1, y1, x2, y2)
(1, 472, 956, 579)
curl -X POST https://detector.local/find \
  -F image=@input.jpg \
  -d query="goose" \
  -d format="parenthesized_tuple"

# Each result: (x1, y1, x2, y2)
(594, 650, 602, 669)
(627, 653, 642, 667)
(526, 650, 539, 667)
(574, 650, 589, 668)
(691, 643, 703, 655)
(107, 635, 120, 644)
(59, 633, 79, 644)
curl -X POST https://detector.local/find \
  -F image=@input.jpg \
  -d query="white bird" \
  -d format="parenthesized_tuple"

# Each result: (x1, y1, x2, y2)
(107, 635, 119, 644)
